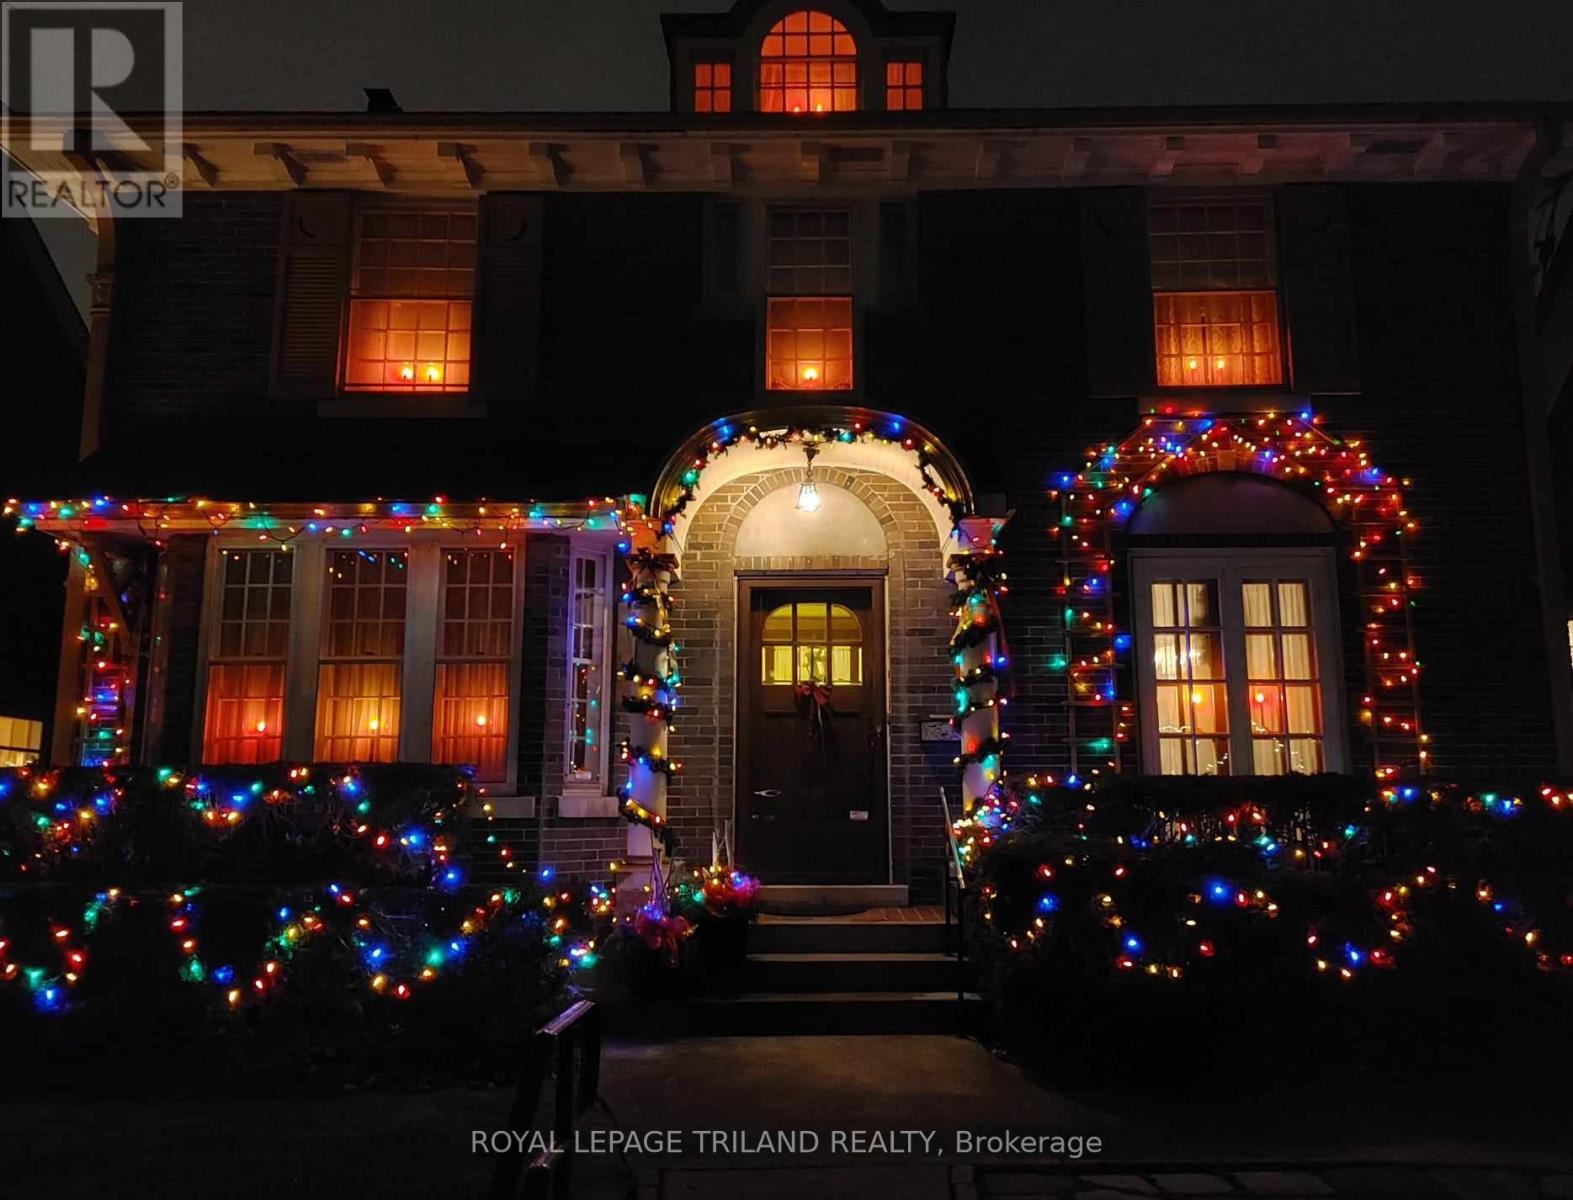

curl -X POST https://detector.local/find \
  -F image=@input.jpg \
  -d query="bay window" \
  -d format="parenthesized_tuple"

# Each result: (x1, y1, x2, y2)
(1131, 551, 1344, 776)
(195, 536, 524, 786)
(201, 549, 292, 764)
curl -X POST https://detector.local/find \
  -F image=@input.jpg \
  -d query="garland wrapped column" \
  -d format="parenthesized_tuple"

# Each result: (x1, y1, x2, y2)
(949, 516, 1010, 813)
(617, 519, 682, 872)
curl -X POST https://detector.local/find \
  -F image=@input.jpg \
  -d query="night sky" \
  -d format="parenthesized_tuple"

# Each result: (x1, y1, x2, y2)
(174, 0, 1573, 112)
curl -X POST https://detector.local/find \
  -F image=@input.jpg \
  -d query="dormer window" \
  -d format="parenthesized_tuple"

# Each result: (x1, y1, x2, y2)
(693, 58, 733, 112)
(758, 10, 858, 113)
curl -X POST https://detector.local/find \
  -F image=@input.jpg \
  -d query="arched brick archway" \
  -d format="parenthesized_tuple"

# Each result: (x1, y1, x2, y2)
(666, 465, 953, 894)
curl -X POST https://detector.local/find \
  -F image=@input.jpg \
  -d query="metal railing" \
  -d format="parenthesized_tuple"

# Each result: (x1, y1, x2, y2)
(939, 786, 970, 1016)
(489, 999, 603, 1200)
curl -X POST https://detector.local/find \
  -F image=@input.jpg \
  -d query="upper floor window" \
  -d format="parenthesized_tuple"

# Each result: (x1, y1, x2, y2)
(766, 207, 854, 391)
(343, 206, 476, 394)
(693, 58, 733, 112)
(759, 10, 858, 113)
(884, 59, 924, 110)
(1150, 196, 1283, 388)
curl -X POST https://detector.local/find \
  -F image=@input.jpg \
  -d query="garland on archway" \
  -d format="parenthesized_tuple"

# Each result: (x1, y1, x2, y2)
(1050, 410, 1423, 781)
(653, 417, 968, 529)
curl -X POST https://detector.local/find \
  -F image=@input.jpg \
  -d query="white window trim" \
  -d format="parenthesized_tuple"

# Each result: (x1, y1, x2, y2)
(1129, 547, 1348, 776)
(193, 534, 525, 790)
(561, 539, 617, 817)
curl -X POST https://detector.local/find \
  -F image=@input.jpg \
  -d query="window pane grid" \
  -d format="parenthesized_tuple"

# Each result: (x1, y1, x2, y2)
(1149, 197, 1275, 291)
(768, 208, 852, 295)
(759, 10, 858, 113)
(433, 549, 514, 779)
(204, 550, 292, 764)
(345, 207, 475, 393)
(885, 60, 923, 110)
(767, 297, 853, 390)
(316, 550, 407, 762)
(1242, 579, 1323, 775)
(1150, 580, 1230, 777)
(567, 554, 608, 784)
(1154, 291, 1283, 387)
(760, 602, 863, 686)
(693, 59, 732, 112)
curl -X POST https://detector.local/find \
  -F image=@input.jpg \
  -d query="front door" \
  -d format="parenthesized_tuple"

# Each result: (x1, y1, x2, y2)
(736, 580, 887, 883)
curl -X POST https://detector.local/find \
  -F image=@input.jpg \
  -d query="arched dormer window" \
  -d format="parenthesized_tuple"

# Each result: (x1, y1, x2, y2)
(758, 10, 858, 113)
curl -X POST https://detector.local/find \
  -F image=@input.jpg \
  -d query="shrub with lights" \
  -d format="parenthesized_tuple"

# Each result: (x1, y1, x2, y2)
(957, 773, 1573, 1086)
(0, 765, 614, 1091)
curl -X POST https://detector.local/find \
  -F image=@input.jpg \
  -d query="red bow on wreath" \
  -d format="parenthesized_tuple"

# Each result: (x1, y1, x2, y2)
(793, 682, 835, 743)
(634, 903, 692, 966)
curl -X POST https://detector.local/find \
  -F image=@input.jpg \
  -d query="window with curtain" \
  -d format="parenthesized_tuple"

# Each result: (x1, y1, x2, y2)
(758, 10, 858, 113)
(0, 716, 44, 768)
(315, 550, 407, 762)
(433, 549, 514, 779)
(1133, 553, 1340, 776)
(693, 58, 733, 112)
(884, 59, 923, 110)
(566, 550, 611, 786)
(343, 206, 476, 394)
(1149, 195, 1283, 387)
(202, 549, 292, 764)
(766, 207, 854, 390)
(760, 601, 863, 686)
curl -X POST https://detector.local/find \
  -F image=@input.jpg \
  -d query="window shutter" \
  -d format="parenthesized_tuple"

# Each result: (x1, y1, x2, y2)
(1080, 188, 1155, 398)
(878, 201, 913, 305)
(1277, 185, 1359, 395)
(270, 192, 351, 398)
(705, 199, 741, 301)
(476, 193, 544, 406)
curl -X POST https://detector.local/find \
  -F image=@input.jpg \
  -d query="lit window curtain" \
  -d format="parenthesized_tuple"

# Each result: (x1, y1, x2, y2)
(758, 10, 858, 113)
(432, 549, 514, 779)
(1243, 579, 1323, 775)
(1150, 580, 1230, 776)
(315, 550, 407, 762)
(766, 208, 854, 390)
(202, 549, 292, 764)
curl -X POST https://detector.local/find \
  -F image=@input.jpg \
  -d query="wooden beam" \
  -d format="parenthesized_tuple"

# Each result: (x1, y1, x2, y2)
(799, 140, 825, 184)
(345, 142, 395, 187)
(181, 144, 218, 186)
(436, 141, 484, 189)
(709, 142, 740, 187)
(253, 142, 305, 185)
(526, 142, 567, 188)
(619, 142, 651, 188)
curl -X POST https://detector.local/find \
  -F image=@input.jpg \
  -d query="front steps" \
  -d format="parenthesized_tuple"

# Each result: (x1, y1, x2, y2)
(687, 911, 979, 1035)
(755, 884, 909, 915)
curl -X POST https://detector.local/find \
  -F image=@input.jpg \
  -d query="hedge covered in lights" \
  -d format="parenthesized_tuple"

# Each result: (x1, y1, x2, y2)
(0, 766, 611, 1083)
(958, 773, 1573, 1080)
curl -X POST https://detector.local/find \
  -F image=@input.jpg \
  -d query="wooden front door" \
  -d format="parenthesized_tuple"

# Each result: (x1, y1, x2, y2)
(736, 580, 887, 883)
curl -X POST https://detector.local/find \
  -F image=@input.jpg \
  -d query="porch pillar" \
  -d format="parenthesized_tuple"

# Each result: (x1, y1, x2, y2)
(619, 520, 682, 874)
(948, 516, 1009, 813)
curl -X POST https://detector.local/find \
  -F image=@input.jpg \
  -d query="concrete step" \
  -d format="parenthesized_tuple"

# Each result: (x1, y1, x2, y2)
(756, 885, 909, 915)
(742, 952, 957, 993)
(687, 991, 981, 1035)
(751, 920, 950, 955)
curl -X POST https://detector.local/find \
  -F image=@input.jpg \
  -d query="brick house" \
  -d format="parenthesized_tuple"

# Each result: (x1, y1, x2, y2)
(5, 0, 1571, 904)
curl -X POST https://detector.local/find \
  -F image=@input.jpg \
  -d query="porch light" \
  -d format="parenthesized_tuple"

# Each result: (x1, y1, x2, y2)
(796, 444, 822, 514)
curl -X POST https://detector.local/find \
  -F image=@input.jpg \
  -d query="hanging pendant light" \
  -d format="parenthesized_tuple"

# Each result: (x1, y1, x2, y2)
(796, 444, 822, 513)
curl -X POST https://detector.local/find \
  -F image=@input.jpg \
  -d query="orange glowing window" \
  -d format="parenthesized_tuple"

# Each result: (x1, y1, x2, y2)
(1150, 197, 1282, 387)
(432, 549, 514, 780)
(885, 60, 923, 110)
(768, 297, 853, 390)
(344, 207, 475, 394)
(693, 59, 733, 112)
(203, 549, 292, 764)
(315, 550, 407, 762)
(759, 10, 858, 113)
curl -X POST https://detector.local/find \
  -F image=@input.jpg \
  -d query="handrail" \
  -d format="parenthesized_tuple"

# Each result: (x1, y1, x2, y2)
(490, 999, 602, 1200)
(938, 786, 967, 892)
